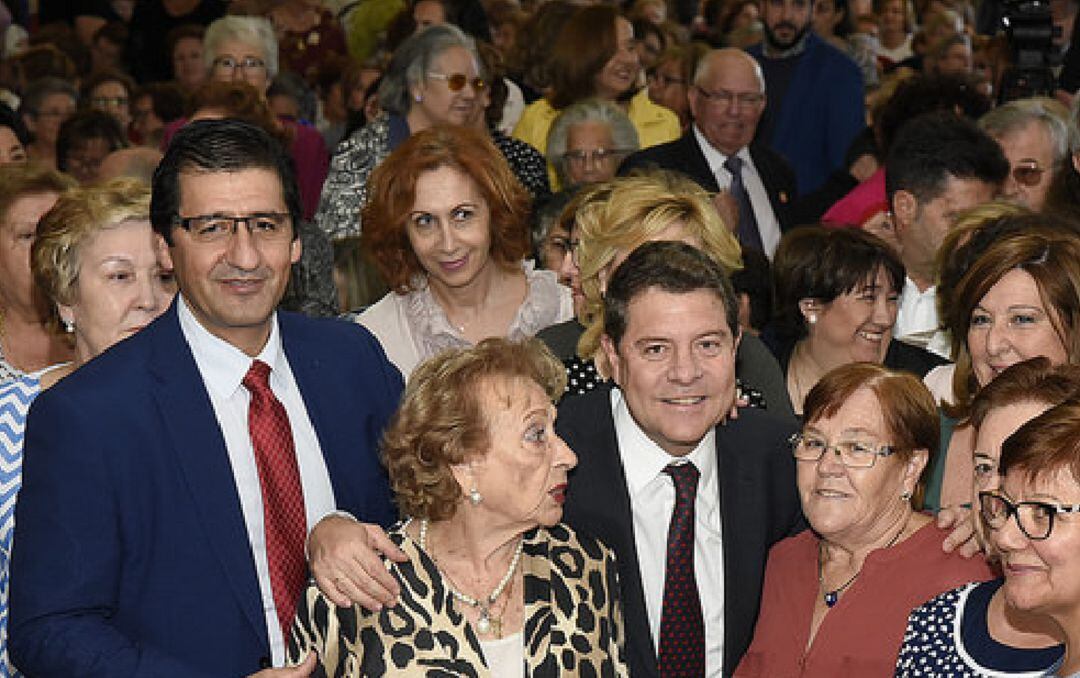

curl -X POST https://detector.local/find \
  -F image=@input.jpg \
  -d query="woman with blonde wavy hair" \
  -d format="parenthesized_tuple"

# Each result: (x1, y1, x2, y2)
(537, 169, 792, 415)
(0, 179, 175, 675)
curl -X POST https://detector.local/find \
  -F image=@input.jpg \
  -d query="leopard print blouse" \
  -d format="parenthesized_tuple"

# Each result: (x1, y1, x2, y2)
(287, 522, 627, 677)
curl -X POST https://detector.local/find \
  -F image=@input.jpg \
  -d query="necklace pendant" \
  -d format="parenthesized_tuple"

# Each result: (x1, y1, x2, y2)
(824, 591, 839, 608)
(476, 608, 492, 635)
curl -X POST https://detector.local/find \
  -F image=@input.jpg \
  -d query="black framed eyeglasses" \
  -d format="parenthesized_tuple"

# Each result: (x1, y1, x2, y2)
(789, 432, 896, 468)
(427, 72, 486, 92)
(978, 491, 1080, 541)
(173, 212, 292, 244)
(211, 56, 267, 73)
(694, 86, 765, 109)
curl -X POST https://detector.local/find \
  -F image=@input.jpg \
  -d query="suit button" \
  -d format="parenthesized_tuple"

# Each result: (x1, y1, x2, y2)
(259, 656, 272, 669)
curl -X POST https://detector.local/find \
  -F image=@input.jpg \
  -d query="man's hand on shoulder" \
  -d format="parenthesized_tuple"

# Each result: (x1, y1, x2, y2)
(308, 515, 406, 610)
(248, 651, 316, 677)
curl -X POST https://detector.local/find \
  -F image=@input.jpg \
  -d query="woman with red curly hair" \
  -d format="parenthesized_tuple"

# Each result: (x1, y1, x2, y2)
(357, 124, 572, 377)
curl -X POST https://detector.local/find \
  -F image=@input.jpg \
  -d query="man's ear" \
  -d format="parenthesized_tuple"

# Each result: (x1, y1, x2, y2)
(157, 234, 174, 268)
(890, 189, 918, 236)
(290, 234, 303, 265)
(600, 333, 622, 385)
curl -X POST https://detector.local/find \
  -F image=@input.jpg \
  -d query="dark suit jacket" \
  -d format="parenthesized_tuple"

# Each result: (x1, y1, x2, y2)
(556, 385, 805, 677)
(619, 131, 798, 233)
(10, 301, 403, 677)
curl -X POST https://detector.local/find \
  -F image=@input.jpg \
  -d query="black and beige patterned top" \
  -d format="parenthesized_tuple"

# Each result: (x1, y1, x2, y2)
(287, 521, 627, 677)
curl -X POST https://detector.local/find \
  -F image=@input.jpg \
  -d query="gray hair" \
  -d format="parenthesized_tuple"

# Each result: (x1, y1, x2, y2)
(378, 24, 479, 117)
(979, 97, 1071, 167)
(693, 48, 765, 93)
(546, 98, 640, 186)
(203, 15, 279, 80)
(18, 77, 77, 117)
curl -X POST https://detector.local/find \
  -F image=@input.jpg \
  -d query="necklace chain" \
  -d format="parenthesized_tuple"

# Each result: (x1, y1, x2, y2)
(818, 516, 909, 608)
(418, 519, 523, 636)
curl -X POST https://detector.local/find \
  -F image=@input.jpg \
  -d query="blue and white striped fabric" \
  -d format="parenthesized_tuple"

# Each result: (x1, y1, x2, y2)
(0, 374, 42, 678)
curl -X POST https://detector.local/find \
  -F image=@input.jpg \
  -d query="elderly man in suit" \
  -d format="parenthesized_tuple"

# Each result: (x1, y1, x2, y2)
(620, 49, 796, 259)
(9, 119, 403, 677)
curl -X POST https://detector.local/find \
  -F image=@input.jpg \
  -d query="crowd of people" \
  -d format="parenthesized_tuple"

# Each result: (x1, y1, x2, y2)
(0, 0, 1079, 676)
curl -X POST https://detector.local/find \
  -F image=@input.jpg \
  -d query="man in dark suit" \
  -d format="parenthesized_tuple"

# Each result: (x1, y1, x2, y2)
(557, 241, 803, 677)
(620, 49, 797, 258)
(9, 120, 402, 677)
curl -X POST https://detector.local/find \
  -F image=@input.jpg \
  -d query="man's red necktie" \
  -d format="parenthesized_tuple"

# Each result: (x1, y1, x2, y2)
(243, 359, 307, 639)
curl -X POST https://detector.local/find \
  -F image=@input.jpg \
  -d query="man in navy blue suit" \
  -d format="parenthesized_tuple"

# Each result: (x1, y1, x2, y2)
(9, 119, 403, 677)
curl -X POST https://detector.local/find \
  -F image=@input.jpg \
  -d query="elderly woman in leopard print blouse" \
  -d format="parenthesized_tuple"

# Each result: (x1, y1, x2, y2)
(287, 338, 626, 677)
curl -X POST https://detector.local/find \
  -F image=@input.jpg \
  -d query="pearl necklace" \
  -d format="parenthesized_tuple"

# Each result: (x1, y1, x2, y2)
(418, 519, 523, 636)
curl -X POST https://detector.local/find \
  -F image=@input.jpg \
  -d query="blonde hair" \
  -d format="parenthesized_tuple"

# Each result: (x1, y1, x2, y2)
(574, 170, 742, 371)
(32, 179, 152, 312)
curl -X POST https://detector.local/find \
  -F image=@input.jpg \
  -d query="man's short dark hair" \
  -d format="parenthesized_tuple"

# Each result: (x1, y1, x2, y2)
(603, 241, 739, 347)
(150, 119, 301, 246)
(885, 111, 1009, 204)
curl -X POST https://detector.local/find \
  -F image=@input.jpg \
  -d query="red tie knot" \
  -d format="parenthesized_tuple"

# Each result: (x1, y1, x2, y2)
(243, 359, 273, 394)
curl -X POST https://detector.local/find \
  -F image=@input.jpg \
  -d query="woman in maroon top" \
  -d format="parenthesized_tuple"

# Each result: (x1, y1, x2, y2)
(736, 363, 993, 677)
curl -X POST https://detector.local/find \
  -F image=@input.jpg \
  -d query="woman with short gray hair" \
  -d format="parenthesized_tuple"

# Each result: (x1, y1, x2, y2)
(547, 99, 639, 188)
(203, 15, 280, 90)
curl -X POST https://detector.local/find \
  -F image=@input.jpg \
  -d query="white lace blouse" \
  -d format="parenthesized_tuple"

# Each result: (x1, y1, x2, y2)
(357, 261, 573, 379)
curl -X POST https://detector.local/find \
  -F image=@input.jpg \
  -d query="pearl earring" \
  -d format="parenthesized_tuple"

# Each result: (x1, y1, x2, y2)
(807, 314, 818, 325)
(468, 487, 482, 505)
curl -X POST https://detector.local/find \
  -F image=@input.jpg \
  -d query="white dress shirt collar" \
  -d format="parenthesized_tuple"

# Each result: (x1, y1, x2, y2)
(612, 387, 719, 518)
(693, 124, 750, 176)
(177, 294, 286, 398)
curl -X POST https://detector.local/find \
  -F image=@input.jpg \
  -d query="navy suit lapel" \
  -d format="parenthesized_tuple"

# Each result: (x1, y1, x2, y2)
(147, 302, 268, 645)
(277, 317, 350, 510)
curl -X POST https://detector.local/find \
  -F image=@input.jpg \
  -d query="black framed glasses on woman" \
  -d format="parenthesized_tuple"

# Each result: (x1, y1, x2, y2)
(978, 491, 1080, 541)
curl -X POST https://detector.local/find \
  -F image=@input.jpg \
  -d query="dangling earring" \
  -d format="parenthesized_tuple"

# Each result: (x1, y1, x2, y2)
(62, 318, 75, 334)
(468, 487, 482, 505)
